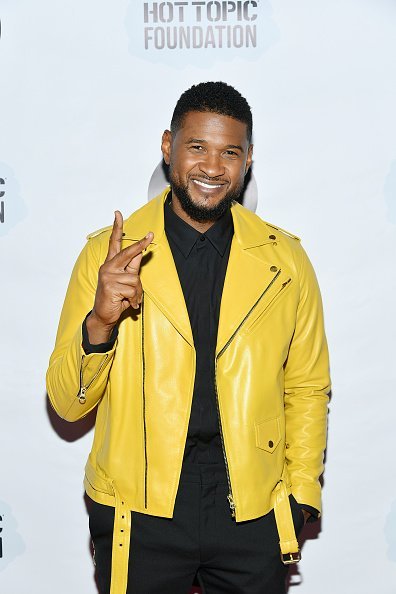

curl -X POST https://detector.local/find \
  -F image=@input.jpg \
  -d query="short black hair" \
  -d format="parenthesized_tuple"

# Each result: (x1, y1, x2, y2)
(171, 81, 253, 142)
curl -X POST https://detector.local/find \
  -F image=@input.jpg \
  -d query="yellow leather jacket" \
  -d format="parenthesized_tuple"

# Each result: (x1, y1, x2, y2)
(47, 188, 330, 593)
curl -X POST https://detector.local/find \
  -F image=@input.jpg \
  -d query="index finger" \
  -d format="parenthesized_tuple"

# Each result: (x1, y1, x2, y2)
(114, 232, 154, 269)
(105, 210, 124, 262)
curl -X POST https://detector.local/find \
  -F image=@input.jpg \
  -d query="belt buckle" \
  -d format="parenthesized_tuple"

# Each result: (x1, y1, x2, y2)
(281, 550, 301, 565)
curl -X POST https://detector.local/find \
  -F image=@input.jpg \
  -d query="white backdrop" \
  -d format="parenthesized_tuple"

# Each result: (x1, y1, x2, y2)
(1, 1, 396, 592)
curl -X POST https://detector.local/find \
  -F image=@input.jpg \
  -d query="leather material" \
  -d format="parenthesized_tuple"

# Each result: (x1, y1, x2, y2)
(47, 188, 330, 576)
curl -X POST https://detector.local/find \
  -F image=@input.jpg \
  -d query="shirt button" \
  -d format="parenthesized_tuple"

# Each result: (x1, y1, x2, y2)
(200, 235, 206, 242)
(268, 440, 274, 448)
(270, 265, 278, 272)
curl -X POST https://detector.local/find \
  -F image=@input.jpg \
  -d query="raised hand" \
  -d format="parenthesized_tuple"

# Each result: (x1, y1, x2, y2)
(86, 211, 153, 344)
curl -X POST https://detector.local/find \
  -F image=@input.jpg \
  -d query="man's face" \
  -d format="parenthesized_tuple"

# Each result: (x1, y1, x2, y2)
(161, 111, 253, 222)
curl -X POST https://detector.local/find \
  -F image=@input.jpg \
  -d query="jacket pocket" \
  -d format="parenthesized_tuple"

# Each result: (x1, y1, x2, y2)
(255, 416, 281, 453)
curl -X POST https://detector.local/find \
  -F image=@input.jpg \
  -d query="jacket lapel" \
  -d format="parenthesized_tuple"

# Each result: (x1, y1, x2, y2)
(216, 241, 284, 356)
(121, 191, 291, 352)
(122, 190, 193, 347)
(139, 241, 193, 346)
(216, 202, 289, 356)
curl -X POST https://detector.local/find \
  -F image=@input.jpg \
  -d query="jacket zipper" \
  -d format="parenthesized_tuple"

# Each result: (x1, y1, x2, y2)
(213, 370, 236, 517)
(141, 295, 148, 509)
(214, 269, 283, 518)
(78, 353, 109, 404)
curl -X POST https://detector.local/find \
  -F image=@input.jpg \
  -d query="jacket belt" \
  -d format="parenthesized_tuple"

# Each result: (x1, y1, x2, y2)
(109, 481, 131, 594)
(273, 479, 301, 565)
(86, 473, 300, 593)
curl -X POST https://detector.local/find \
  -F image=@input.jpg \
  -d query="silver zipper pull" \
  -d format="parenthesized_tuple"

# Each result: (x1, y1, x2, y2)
(227, 494, 236, 518)
(78, 386, 87, 404)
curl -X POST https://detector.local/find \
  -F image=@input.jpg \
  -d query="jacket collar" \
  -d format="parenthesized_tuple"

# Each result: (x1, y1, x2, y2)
(122, 188, 290, 353)
(123, 187, 278, 250)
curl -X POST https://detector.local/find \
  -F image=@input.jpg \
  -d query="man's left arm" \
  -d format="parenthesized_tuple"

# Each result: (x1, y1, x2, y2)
(284, 244, 331, 518)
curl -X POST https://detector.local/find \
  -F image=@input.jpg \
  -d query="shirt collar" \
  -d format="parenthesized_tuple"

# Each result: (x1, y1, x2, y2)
(164, 196, 234, 258)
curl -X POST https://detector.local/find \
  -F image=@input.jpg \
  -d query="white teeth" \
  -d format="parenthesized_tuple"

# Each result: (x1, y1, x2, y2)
(192, 179, 222, 189)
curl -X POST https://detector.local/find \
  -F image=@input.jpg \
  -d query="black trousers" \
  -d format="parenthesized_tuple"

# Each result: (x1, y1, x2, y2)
(88, 465, 304, 594)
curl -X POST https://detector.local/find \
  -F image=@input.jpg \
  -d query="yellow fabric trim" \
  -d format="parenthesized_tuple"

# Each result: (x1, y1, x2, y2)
(264, 221, 301, 241)
(109, 482, 131, 594)
(273, 480, 300, 559)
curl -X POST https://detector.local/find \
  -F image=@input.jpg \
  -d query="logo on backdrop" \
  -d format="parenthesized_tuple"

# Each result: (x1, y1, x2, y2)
(0, 502, 25, 571)
(0, 178, 4, 223)
(0, 163, 27, 236)
(125, 1, 279, 67)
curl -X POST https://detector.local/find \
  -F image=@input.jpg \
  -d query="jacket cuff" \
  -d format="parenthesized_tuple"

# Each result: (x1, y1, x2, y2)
(82, 312, 118, 354)
(290, 483, 322, 516)
(299, 503, 320, 522)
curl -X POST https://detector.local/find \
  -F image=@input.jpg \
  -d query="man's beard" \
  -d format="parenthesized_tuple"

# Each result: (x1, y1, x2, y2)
(169, 170, 244, 223)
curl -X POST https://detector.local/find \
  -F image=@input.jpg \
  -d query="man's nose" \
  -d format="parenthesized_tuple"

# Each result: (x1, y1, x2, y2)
(198, 153, 225, 178)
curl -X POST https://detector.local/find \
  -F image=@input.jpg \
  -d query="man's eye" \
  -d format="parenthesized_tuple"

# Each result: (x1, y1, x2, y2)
(190, 145, 203, 151)
(225, 150, 238, 157)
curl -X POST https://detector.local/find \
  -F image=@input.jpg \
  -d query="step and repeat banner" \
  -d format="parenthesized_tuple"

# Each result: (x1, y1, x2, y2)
(1, 1, 396, 592)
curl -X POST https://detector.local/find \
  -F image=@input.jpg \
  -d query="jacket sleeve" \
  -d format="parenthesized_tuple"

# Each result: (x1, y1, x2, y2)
(283, 244, 330, 514)
(46, 236, 116, 422)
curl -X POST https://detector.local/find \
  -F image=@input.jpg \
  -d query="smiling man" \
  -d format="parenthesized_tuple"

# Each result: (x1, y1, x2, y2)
(163, 108, 252, 225)
(47, 82, 330, 594)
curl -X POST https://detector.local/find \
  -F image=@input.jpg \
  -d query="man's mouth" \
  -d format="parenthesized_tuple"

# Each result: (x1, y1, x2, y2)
(192, 179, 226, 189)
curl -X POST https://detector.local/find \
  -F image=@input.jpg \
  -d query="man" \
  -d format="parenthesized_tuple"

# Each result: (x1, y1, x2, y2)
(47, 82, 330, 594)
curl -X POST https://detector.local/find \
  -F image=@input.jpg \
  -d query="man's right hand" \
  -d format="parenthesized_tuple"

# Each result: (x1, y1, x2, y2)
(86, 211, 154, 344)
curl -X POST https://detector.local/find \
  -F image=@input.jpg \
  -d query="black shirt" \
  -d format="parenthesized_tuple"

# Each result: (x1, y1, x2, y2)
(164, 198, 233, 466)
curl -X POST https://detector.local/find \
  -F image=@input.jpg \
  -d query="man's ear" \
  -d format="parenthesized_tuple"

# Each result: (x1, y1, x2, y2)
(161, 130, 172, 165)
(245, 144, 253, 174)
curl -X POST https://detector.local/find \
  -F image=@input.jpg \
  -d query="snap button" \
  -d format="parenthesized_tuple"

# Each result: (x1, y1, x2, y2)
(200, 235, 206, 242)
(269, 234, 276, 240)
(268, 440, 274, 448)
(270, 265, 278, 272)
